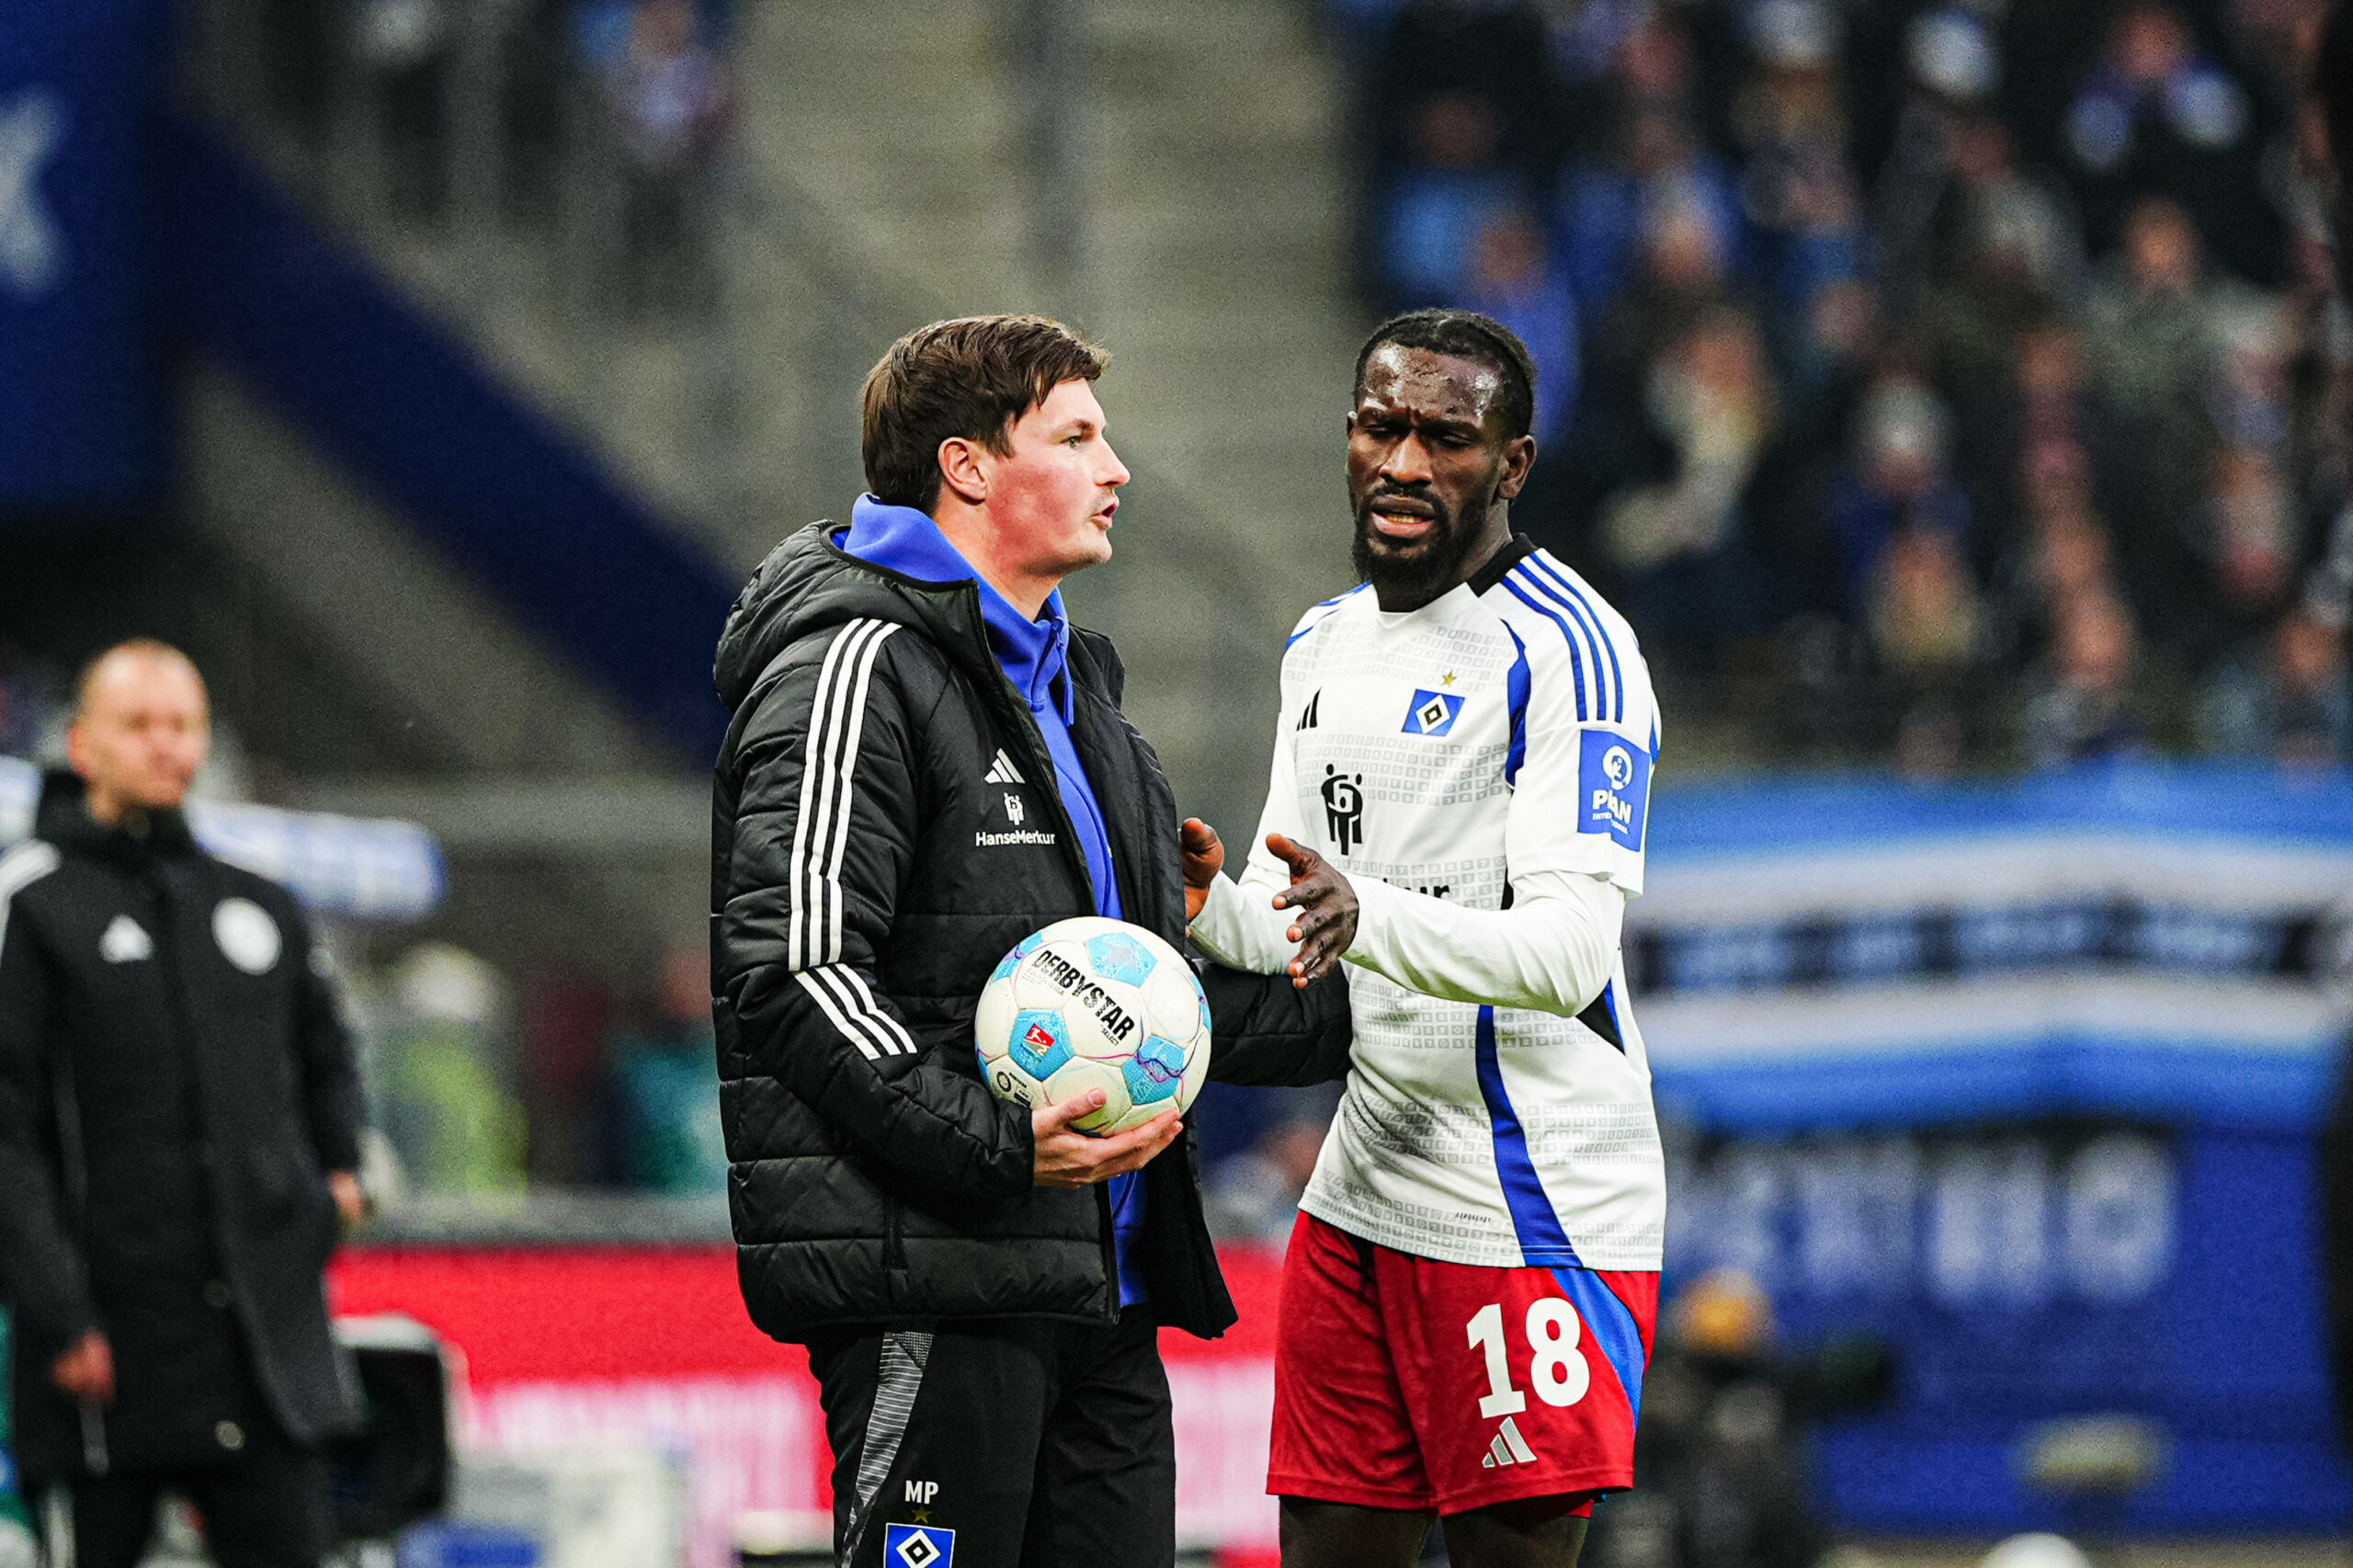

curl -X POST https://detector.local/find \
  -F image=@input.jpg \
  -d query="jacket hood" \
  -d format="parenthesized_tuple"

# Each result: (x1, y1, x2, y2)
(714, 520, 1006, 713)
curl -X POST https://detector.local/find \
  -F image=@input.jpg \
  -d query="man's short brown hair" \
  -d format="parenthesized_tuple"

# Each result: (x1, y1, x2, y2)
(860, 315, 1109, 513)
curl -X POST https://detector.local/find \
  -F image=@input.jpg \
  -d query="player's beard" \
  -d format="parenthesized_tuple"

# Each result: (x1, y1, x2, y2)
(1351, 481, 1493, 606)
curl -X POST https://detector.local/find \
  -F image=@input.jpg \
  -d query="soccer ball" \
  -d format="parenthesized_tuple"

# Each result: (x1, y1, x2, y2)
(975, 916, 1211, 1136)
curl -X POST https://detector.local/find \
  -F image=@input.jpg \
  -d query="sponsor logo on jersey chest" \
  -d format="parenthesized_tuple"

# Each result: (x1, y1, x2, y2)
(1320, 766, 1364, 855)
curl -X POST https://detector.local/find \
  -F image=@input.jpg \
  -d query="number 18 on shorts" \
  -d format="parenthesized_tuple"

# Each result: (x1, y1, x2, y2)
(1268, 1213, 1660, 1515)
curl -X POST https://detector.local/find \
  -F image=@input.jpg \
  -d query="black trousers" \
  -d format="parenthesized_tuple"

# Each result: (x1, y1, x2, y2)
(35, 1425, 329, 1568)
(805, 1307, 1176, 1568)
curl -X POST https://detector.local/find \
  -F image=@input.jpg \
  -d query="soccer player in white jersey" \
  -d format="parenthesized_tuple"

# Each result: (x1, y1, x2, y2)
(1183, 309, 1665, 1568)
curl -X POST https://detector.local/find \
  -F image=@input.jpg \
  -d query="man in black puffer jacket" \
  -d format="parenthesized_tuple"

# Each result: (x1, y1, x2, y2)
(710, 316, 1351, 1568)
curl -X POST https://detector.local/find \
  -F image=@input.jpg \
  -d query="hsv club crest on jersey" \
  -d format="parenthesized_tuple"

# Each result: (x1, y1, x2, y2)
(1207, 540, 1667, 1274)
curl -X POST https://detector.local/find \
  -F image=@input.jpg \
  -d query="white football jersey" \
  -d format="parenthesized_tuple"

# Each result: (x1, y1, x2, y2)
(1194, 539, 1666, 1272)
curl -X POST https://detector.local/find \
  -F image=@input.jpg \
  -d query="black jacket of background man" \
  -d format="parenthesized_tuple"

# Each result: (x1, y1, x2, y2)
(0, 773, 363, 1483)
(710, 522, 1350, 1343)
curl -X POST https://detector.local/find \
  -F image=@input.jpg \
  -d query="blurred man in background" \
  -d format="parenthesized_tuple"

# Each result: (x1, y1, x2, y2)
(0, 642, 366, 1568)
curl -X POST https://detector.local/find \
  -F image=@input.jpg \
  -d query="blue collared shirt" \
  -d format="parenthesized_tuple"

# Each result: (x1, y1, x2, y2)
(839, 495, 1149, 1306)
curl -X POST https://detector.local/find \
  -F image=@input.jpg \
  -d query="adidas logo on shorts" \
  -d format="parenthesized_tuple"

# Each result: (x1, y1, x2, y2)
(1480, 1415, 1539, 1470)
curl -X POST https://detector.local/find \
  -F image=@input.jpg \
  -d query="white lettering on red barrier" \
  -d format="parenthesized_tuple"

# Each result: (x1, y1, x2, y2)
(463, 1375, 823, 1568)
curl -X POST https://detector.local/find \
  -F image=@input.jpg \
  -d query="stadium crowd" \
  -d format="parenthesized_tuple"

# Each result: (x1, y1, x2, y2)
(1336, 0, 2350, 772)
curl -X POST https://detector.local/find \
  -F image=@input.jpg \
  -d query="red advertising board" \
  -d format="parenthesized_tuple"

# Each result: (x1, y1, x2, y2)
(329, 1244, 1286, 1566)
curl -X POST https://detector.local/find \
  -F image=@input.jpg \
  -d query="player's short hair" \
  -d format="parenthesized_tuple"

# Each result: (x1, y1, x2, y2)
(1354, 309, 1538, 444)
(74, 638, 206, 717)
(861, 315, 1110, 513)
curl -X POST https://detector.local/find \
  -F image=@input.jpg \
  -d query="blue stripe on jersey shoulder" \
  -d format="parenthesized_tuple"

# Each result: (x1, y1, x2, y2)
(1503, 624, 1530, 788)
(1474, 1006, 1585, 1268)
(1499, 576, 1589, 722)
(1549, 1266, 1648, 1425)
(1285, 584, 1368, 649)
(1525, 553, 1625, 722)
(1506, 565, 1610, 723)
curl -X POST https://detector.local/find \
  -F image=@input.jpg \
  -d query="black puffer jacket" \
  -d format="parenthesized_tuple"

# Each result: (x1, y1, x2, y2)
(711, 522, 1347, 1342)
(0, 775, 363, 1482)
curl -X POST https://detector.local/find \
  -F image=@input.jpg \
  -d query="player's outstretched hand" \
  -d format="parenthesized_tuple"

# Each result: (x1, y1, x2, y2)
(1267, 832, 1358, 987)
(1179, 817, 1224, 922)
(1031, 1092, 1182, 1187)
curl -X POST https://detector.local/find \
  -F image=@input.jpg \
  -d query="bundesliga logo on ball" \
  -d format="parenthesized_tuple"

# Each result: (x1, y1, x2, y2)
(975, 917, 1211, 1136)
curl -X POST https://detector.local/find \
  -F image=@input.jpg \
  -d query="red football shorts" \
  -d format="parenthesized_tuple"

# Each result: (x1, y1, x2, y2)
(1268, 1211, 1658, 1516)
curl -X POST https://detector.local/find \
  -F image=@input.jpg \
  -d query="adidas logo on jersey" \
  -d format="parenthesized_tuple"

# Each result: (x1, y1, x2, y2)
(1296, 691, 1320, 732)
(983, 750, 1025, 786)
(1480, 1416, 1539, 1470)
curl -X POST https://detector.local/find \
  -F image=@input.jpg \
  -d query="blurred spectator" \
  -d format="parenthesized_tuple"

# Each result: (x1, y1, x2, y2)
(1202, 1085, 1340, 1244)
(601, 0, 730, 169)
(1380, 96, 1523, 307)
(1831, 371, 1970, 608)
(1868, 520, 1985, 776)
(1984, 335, 2087, 533)
(2197, 604, 2351, 763)
(1675, 1381, 1824, 1568)
(351, 0, 453, 214)
(1595, 304, 1776, 675)
(1580, 1270, 1835, 1568)
(520, 968, 617, 1185)
(1958, 324, 2171, 631)
(1366, 0, 1552, 176)
(2060, 1, 2285, 284)
(1543, 0, 1663, 90)
(0, 647, 65, 762)
(1778, 275, 1879, 415)
(1463, 209, 1579, 442)
(597, 0, 733, 312)
(1870, 4, 2004, 291)
(2021, 588, 2152, 767)
(1554, 104, 1744, 324)
(373, 944, 527, 1193)
(602, 947, 725, 1195)
(1915, 114, 2086, 307)
(1732, 1, 1872, 324)
(2210, 294, 2293, 454)
(2083, 199, 2246, 535)
(1332, 0, 2334, 774)
(2203, 443, 2305, 642)
(1988, 460, 2119, 665)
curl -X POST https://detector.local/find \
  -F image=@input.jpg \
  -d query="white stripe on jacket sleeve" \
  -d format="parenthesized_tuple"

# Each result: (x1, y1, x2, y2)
(786, 619, 899, 971)
(794, 963, 922, 1060)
